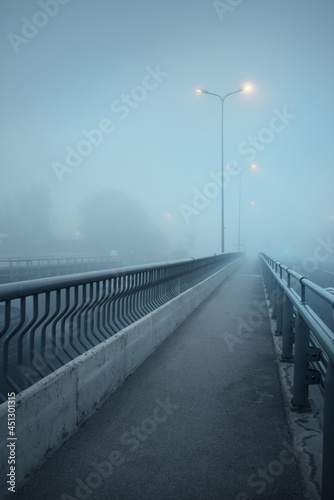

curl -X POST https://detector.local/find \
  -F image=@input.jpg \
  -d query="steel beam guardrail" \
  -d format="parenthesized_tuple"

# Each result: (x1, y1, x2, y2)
(259, 252, 334, 500)
(0, 252, 243, 404)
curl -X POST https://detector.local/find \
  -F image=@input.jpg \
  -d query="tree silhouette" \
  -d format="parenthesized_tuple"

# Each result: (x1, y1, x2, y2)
(79, 190, 169, 263)
(0, 186, 55, 256)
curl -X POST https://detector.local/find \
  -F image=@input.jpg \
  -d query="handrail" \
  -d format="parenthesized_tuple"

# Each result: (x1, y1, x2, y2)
(0, 252, 244, 402)
(259, 252, 334, 500)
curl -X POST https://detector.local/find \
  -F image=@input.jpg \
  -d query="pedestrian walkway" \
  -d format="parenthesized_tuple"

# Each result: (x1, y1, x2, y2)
(14, 259, 304, 499)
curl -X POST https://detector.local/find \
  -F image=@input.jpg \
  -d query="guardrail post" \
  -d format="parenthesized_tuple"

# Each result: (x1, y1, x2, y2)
(281, 293, 294, 362)
(274, 283, 283, 335)
(271, 275, 277, 319)
(261, 261, 268, 294)
(264, 264, 270, 294)
(322, 361, 334, 500)
(291, 312, 312, 412)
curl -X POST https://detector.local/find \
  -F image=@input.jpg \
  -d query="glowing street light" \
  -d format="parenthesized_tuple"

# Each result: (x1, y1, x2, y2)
(195, 84, 253, 253)
(242, 84, 252, 92)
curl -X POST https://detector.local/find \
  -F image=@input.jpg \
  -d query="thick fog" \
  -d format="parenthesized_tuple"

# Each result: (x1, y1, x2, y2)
(1, 0, 333, 264)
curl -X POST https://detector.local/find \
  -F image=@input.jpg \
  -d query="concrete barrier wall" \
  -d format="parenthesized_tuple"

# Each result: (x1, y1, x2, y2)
(0, 257, 242, 496)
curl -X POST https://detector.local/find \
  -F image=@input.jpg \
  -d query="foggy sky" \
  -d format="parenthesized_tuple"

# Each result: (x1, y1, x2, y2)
(1, 0, 333, 260)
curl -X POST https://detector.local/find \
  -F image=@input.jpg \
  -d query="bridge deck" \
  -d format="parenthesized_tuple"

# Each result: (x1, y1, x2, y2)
(14, 259, 304, 499)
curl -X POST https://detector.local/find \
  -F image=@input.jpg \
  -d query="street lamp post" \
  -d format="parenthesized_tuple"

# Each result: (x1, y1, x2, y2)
(196, 85, 251, 254)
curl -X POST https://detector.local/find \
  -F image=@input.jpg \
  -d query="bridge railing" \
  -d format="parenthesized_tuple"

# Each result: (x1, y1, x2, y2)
(259, 252, 334, 500)
(0, 252, 242, 403)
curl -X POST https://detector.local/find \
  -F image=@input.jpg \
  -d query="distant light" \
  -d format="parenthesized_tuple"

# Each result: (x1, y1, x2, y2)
(250, 163, 257, 170)
(195, 88, 208, 94)
(242, 84, 253, 92)
(250, 201, 256, 206)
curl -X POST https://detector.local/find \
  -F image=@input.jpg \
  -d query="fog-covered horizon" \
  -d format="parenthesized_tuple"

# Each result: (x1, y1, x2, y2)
(1, 0, 333, 263)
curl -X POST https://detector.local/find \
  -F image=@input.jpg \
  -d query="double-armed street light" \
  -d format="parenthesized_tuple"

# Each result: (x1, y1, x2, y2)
(195, 84, 252, 253)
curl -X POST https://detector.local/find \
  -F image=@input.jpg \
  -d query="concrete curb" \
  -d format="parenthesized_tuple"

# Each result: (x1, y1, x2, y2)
(0, 257, 243, 497)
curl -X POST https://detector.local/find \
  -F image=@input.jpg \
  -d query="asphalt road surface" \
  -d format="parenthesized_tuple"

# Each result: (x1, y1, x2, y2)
(12, 258, 305, 499)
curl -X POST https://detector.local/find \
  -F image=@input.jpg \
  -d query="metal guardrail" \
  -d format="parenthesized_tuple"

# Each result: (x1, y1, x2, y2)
(0, 252, 243, 404)
(0, 256, 120, 283)
(259, 253, 334, 500)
